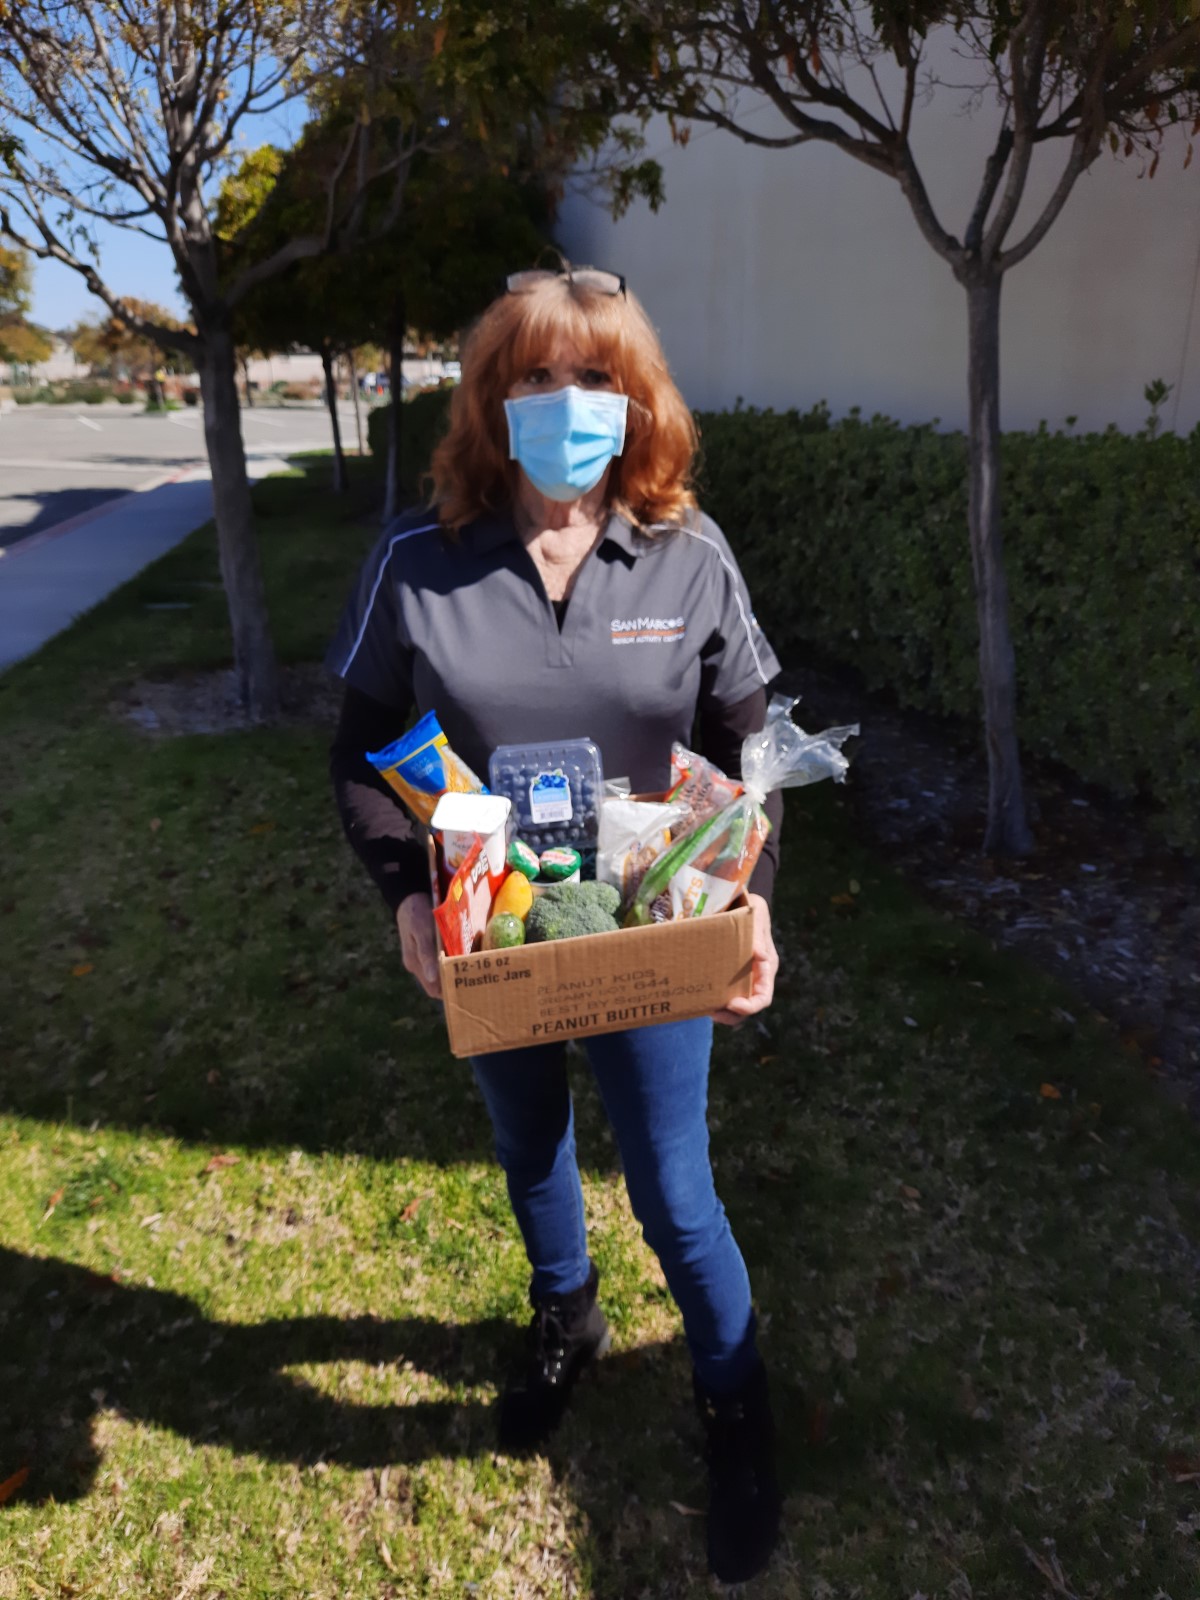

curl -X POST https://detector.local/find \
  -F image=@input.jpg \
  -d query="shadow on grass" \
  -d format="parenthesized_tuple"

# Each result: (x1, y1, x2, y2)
(3, 1245, 509, 1504)
(3, 1246, 867, 1541)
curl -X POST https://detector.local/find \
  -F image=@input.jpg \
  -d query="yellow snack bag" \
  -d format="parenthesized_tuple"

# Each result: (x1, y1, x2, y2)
(367, 710, 484, 825)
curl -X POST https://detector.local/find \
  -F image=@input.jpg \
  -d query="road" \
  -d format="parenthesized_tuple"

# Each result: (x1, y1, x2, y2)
(0, 401, 365, 671)
(0, 402, 362, 550)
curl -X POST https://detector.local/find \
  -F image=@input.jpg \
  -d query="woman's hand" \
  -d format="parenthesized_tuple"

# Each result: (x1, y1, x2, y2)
(712, 892, 778, 1027)
(396, 893, 442, 999)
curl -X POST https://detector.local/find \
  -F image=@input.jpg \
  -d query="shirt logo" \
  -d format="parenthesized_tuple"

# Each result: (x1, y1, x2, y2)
(610, 615, 686, 645)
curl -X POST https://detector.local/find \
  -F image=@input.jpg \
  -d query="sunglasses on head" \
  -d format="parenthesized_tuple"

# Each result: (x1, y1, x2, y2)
(506, 265, 626, 297)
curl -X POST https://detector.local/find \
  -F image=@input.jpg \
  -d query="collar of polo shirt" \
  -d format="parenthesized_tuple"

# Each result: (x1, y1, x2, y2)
(468, 508, 647, 559)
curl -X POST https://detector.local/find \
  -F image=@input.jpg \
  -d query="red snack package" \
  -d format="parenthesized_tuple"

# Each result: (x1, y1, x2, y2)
(433, 834, 493, 957)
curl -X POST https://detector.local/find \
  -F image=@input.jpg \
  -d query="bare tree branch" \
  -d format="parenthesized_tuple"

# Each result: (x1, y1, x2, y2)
(225, 232, 328, 306)
(1107, 17, 1200, 106)
(896, 148, 963, 265)
(997, 130, 1097, 271)
(76, 0, 166, 190)
(0, 194, 198, 355)
(982, 8, 1049, 257)
(964, 123, 1014, 253)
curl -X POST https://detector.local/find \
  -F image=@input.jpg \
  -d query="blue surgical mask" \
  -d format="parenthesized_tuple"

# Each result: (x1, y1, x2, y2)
(503, 385, 629, 502)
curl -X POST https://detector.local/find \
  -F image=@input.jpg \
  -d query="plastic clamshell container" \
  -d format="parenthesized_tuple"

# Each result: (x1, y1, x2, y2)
(488, 738, 604, 853)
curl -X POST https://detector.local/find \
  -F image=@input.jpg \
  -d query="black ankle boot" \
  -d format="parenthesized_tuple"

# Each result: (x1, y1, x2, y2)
(498, 1263, 611, 1453)
(694, 1358, 782, 1583)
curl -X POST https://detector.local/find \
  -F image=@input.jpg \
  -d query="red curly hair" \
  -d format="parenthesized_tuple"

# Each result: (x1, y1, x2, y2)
(429, 274, 698, 531)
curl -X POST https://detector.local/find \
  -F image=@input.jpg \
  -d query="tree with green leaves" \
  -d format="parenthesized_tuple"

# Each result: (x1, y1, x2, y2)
(222, 131, 555, 507)
(68, 299, 190, 386)
(0, 240, 52, 368)
(0, 1, 663, 717)
(639, 0, 1200, 855)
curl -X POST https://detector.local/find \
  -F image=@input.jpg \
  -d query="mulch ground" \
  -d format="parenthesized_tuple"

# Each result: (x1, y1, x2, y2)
(775, 661, 1200, 1118)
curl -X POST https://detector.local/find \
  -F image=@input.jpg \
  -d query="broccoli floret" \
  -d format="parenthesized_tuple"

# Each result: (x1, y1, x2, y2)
(526, 885, 621, 942)
(539, 879, 621, 917)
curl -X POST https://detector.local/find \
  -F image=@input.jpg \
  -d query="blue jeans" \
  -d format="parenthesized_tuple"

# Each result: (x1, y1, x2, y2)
(471, 1017, 758, 1394)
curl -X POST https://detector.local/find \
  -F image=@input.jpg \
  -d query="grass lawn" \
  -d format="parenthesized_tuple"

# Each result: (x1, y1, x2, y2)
(1, 458, 1198, 1598)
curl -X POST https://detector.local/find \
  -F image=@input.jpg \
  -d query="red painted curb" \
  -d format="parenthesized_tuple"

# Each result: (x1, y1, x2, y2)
(2, 464, 200, 560)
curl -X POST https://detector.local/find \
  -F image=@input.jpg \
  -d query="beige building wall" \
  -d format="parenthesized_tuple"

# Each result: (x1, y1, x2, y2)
(557, 65, 1200, 436)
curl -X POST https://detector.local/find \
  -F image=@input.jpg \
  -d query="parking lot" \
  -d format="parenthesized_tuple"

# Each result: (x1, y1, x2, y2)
(0, 402, 360, 550)
(0, 401, 364, 670)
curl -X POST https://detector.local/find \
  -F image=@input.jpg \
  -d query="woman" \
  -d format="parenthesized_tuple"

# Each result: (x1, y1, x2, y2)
(327, 266, 784, 1583)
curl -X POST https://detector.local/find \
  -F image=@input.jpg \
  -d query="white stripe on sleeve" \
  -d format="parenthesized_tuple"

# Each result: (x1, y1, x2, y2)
(338, 521, 440, 677)
(684, 528, 770, 684)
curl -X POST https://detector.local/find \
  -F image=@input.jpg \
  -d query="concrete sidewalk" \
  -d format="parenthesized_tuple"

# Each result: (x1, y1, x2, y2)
(0, 448, 306, 672)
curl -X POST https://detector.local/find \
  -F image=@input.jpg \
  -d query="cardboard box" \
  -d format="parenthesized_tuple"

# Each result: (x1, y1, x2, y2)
(437, 896, 755, 1057)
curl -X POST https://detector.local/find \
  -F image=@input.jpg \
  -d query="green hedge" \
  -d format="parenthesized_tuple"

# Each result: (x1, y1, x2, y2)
(364, 386, 1199, 847)
(695, 404, 1200, 851)
(366, 389, 454, 498)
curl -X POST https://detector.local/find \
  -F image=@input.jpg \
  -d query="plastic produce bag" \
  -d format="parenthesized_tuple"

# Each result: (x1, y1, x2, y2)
(626, 696, 859, 924)
(596, 795, 689, 907)
(666, 745, 743, 832)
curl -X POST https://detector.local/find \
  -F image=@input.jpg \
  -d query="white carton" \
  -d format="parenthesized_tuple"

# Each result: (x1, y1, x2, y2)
(430, 792, 511, 882)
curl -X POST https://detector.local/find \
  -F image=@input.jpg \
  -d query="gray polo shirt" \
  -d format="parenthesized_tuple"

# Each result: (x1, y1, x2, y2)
(325, 506, 780, 795)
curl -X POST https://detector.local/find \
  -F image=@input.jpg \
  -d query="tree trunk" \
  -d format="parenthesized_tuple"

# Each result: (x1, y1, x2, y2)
(322, 341, 347, 494)
(965, 274, 1034, 857)
(382, 294, 405, 524)
(198, 322, 280, 720)
(348, 349, 365, 457)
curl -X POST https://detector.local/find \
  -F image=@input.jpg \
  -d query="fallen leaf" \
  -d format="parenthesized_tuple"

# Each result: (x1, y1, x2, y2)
(149, 817, 162, 832)
(41, 1186, 65, 1223)
(139, 1212, 163, 1229)
(249, 820, 275, 836)
(206, 1069, 221, 1085)
(400, 1198, 423, 1223)
(71, 963, 94, 978)
(849, 879, 861, 894)
(1039, 1083, 1062, 1100)
(203, 1153, 239, 1173)
(0, 1465, 30, 1504)
(899, 1183, 921, 1199)
(830, 892, 855, 906)
(377, 1536, 398, 1573)
(669, 1500, 704, 1517)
